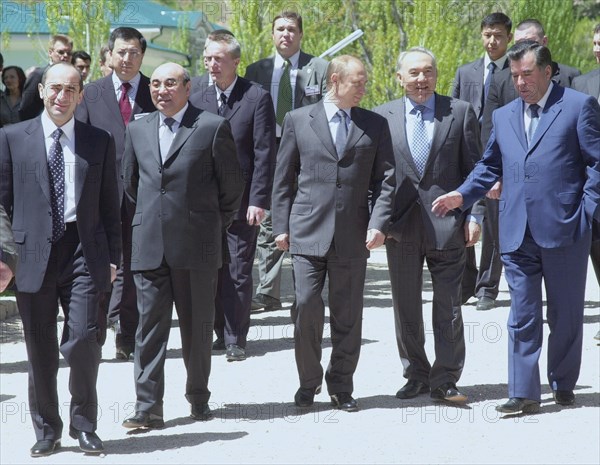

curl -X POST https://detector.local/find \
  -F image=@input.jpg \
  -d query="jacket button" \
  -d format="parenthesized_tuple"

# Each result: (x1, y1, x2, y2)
(160, 188, 166, 194)
(158, 168, 162, 174)
(336, 182, 342, 188)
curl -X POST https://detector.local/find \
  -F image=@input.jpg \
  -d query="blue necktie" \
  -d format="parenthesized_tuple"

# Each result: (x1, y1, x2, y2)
(483, 62, 496, 102)
(335, 110, 348, 157)
(528, 103, 540, 146)
(48, 128, 65, 243)
(411, 105, 430, 176)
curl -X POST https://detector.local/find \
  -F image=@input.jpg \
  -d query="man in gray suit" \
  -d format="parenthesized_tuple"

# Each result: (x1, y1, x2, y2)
(272, 55, 395, 412)
(245, 11, 329, 311)
(121, 63, 244, 429)
(373, 47, 482, 404)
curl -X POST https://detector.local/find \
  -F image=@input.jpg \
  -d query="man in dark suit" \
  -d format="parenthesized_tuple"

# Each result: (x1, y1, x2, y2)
(19, 34, 73, 121)
(76, 27, 155, 360)
(273, 55, 395, 412)
(451, 12, 512, 311)
(573, 23, 600, 292)
(374, 47, 482, 404)
(0, 205, 17, 291)
(121, 63, 244, 428)
(433, 41, 600, 414)
(0, 63, 121, 456)
(245, 11, 329, 312)
(189, 33, 276, 361)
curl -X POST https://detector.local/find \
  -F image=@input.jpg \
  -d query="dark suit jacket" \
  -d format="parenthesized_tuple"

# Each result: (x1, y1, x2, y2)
(244, 51, 329, 109)
(0, 117, 122, 293)
(272, 101, 396, 259)
(481, 61, 581, 145)
(460, 85, 600, 252)
(122, 104, 244, 271)
(572, 68, 600, 98)
(18, 65, 47, 121)
(373, 94, 482, 250)
(189, 77, 276, 220)
(0, 204, 17, 275)
(75, 73, 155, 199)
(451, 57, 510, 119)
(190, 74, 211, 96)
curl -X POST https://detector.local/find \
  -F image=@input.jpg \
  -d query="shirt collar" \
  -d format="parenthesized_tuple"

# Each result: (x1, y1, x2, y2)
(526, 81, 554, 113)
(112, 72, 141, 93)
(215, 76, 238, 98)
(160, 103, 189, 127)
(323, 100, 351, 123)
(41, 110, 75, 142)
(484, 54, 507, 71)
(274, 50, 300, 69)
(405, 94, 435, 114)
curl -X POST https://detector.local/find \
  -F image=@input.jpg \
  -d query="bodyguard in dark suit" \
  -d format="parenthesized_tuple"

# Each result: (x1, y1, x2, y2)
(273, 56, 395, 412)
(245, 11, 329, 311)
(76, 27, 156, 360)
(374, 47, 482, 404)
(433, 41, 600, 414)
(189, 33, 276, 361)
(121, 63, 244, 428)
(451, 12, 512, 311)
(0, 63, 121, 456)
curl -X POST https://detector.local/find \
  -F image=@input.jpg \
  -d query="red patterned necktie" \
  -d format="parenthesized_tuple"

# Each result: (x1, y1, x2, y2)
(119, 82, 132, 125)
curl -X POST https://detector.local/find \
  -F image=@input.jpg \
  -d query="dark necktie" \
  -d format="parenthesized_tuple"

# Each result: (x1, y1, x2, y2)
(218, 92, 228, 117)
(483, 62, 496, 102)
(335, 110, 348, 157)
(276, 59, 292, 125)
(119, 82, 132, 126)
(528, 103, 540, 146)
(48, 128, 65, 242)
(411, 105, 430, 176)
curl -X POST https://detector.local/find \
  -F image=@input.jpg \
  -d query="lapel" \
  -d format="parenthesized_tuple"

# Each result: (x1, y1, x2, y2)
(341, 107, 366, 160)
(471, 58, 484, 104)
(384, 98, 420, 177)
(294, 51, 313, 105)
(25, 118, 51, 204)
(73, 121, 90, 205)
(527, 84, 564, 153)
(508, 99, 528, 152)
(257, 58, 275, 90)
(309, 101, 337, 159)
(101, 75, 125, 128)
(427, 94, 454, 172)
(165, 105, 201, 162)
(132, 74, 154, 116)
(143, 111, 162, 166)
(223, 78, 244, 121)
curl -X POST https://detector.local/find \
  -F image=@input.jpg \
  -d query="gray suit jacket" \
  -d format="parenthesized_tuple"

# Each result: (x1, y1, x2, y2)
(0, 117, 122, 293)
(373, 94, 482, 250)
(122, 104, 245, 271)
(572, 68, 600, 99)
(244, 51, 329, 109)
(272, 101, 396, 259)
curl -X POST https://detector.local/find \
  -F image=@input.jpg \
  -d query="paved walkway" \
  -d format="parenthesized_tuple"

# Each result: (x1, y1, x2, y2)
(1, 245, 599, 464)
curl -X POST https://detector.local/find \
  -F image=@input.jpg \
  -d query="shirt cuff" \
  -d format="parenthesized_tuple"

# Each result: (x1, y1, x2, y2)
(467, 214, 483, 225)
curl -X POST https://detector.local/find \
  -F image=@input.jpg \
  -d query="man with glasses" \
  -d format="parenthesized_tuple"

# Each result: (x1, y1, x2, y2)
(76, 27, 155, 361)
(19, 34, 73, 121)
(121, 62, 243, 428)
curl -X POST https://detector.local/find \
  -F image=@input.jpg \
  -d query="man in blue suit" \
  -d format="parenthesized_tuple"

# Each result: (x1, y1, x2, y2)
(432, 40, 600, 414)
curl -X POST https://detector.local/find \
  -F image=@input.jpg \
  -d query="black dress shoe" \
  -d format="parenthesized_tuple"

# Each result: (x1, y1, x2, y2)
(190, 402, 213, 421)
(115, 344, 134, 360)
(122, 411, 165, 429)
(396, 380, 429, 399)
(30, 439, 61, 457)
(294, 385, 322, 407)
(476, 296, 496, 311)
(495, 397, 540, 414)
(212, 337, 226, 351)
(69, 428, 104, 454)
(330, 392, 359, 412)
(553, 390, 575, 406)
(226, 344, 246, 362)
(251, 294, 282, 312)
(430, 382, 468, 403)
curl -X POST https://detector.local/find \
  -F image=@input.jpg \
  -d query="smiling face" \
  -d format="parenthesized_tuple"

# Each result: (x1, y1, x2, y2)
(481, 25, 512, 61)
(150, 63, 190, 117)
(272, 17, 302, 59)
(38, 64, 83, 127)
(110, 38, 144, 82)
(397, 51, 437, 104)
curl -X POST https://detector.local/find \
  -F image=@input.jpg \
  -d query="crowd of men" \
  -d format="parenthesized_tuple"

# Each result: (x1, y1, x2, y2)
(0, 10, 599, 458)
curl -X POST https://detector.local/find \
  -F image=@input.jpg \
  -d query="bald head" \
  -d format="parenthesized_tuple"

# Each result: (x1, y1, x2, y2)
(150, 62, 191, 117)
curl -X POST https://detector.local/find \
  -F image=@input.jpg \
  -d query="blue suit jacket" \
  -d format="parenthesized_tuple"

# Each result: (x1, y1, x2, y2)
(459, 84, 600, 253)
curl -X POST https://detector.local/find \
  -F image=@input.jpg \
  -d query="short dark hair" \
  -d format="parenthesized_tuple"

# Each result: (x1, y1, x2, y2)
(516, 19, 545, 38)
(272, 11, 303, 33)
(507, 39, 552, 69)
(108, 27, 146, 53)
(2, 65, 26, 95)
(481, 12, 512, 33)
(0, 52, 3, 70)
(41, 62, 84, 91)
(71, 50, 91, 64)
(207, 28, 234, 41)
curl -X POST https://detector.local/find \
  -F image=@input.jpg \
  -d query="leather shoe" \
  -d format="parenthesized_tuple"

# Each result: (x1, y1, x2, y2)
(190, 402, 213, 421)
(122, 411, 165, 429)
(553, 390, 575, 406)
(69, 428, 104, 454)
(226, 344, 246, 362)
(495, 397, 540, 414)
(430, 382, 468, 403)
(30, 439, 61, 457)
(476, 296, 496, 311)
(251, 294, 282, 312)
(330, 392, 359, 412)
(396, 380, 429, 399)
(212, 337, 226, 351)
(294, 385, 322, 407)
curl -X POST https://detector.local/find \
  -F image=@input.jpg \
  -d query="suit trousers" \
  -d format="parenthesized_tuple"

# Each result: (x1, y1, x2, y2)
(502, 226, 591, 401)
(133, 260, 217, 416)
(16, 223, 102, 440)
(591, 219, 600, 283)
(214, 220, 259, 347)
(255, 209, 285, 299)
(292, 244, 367, 395)
(385, 212, 466, 389)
